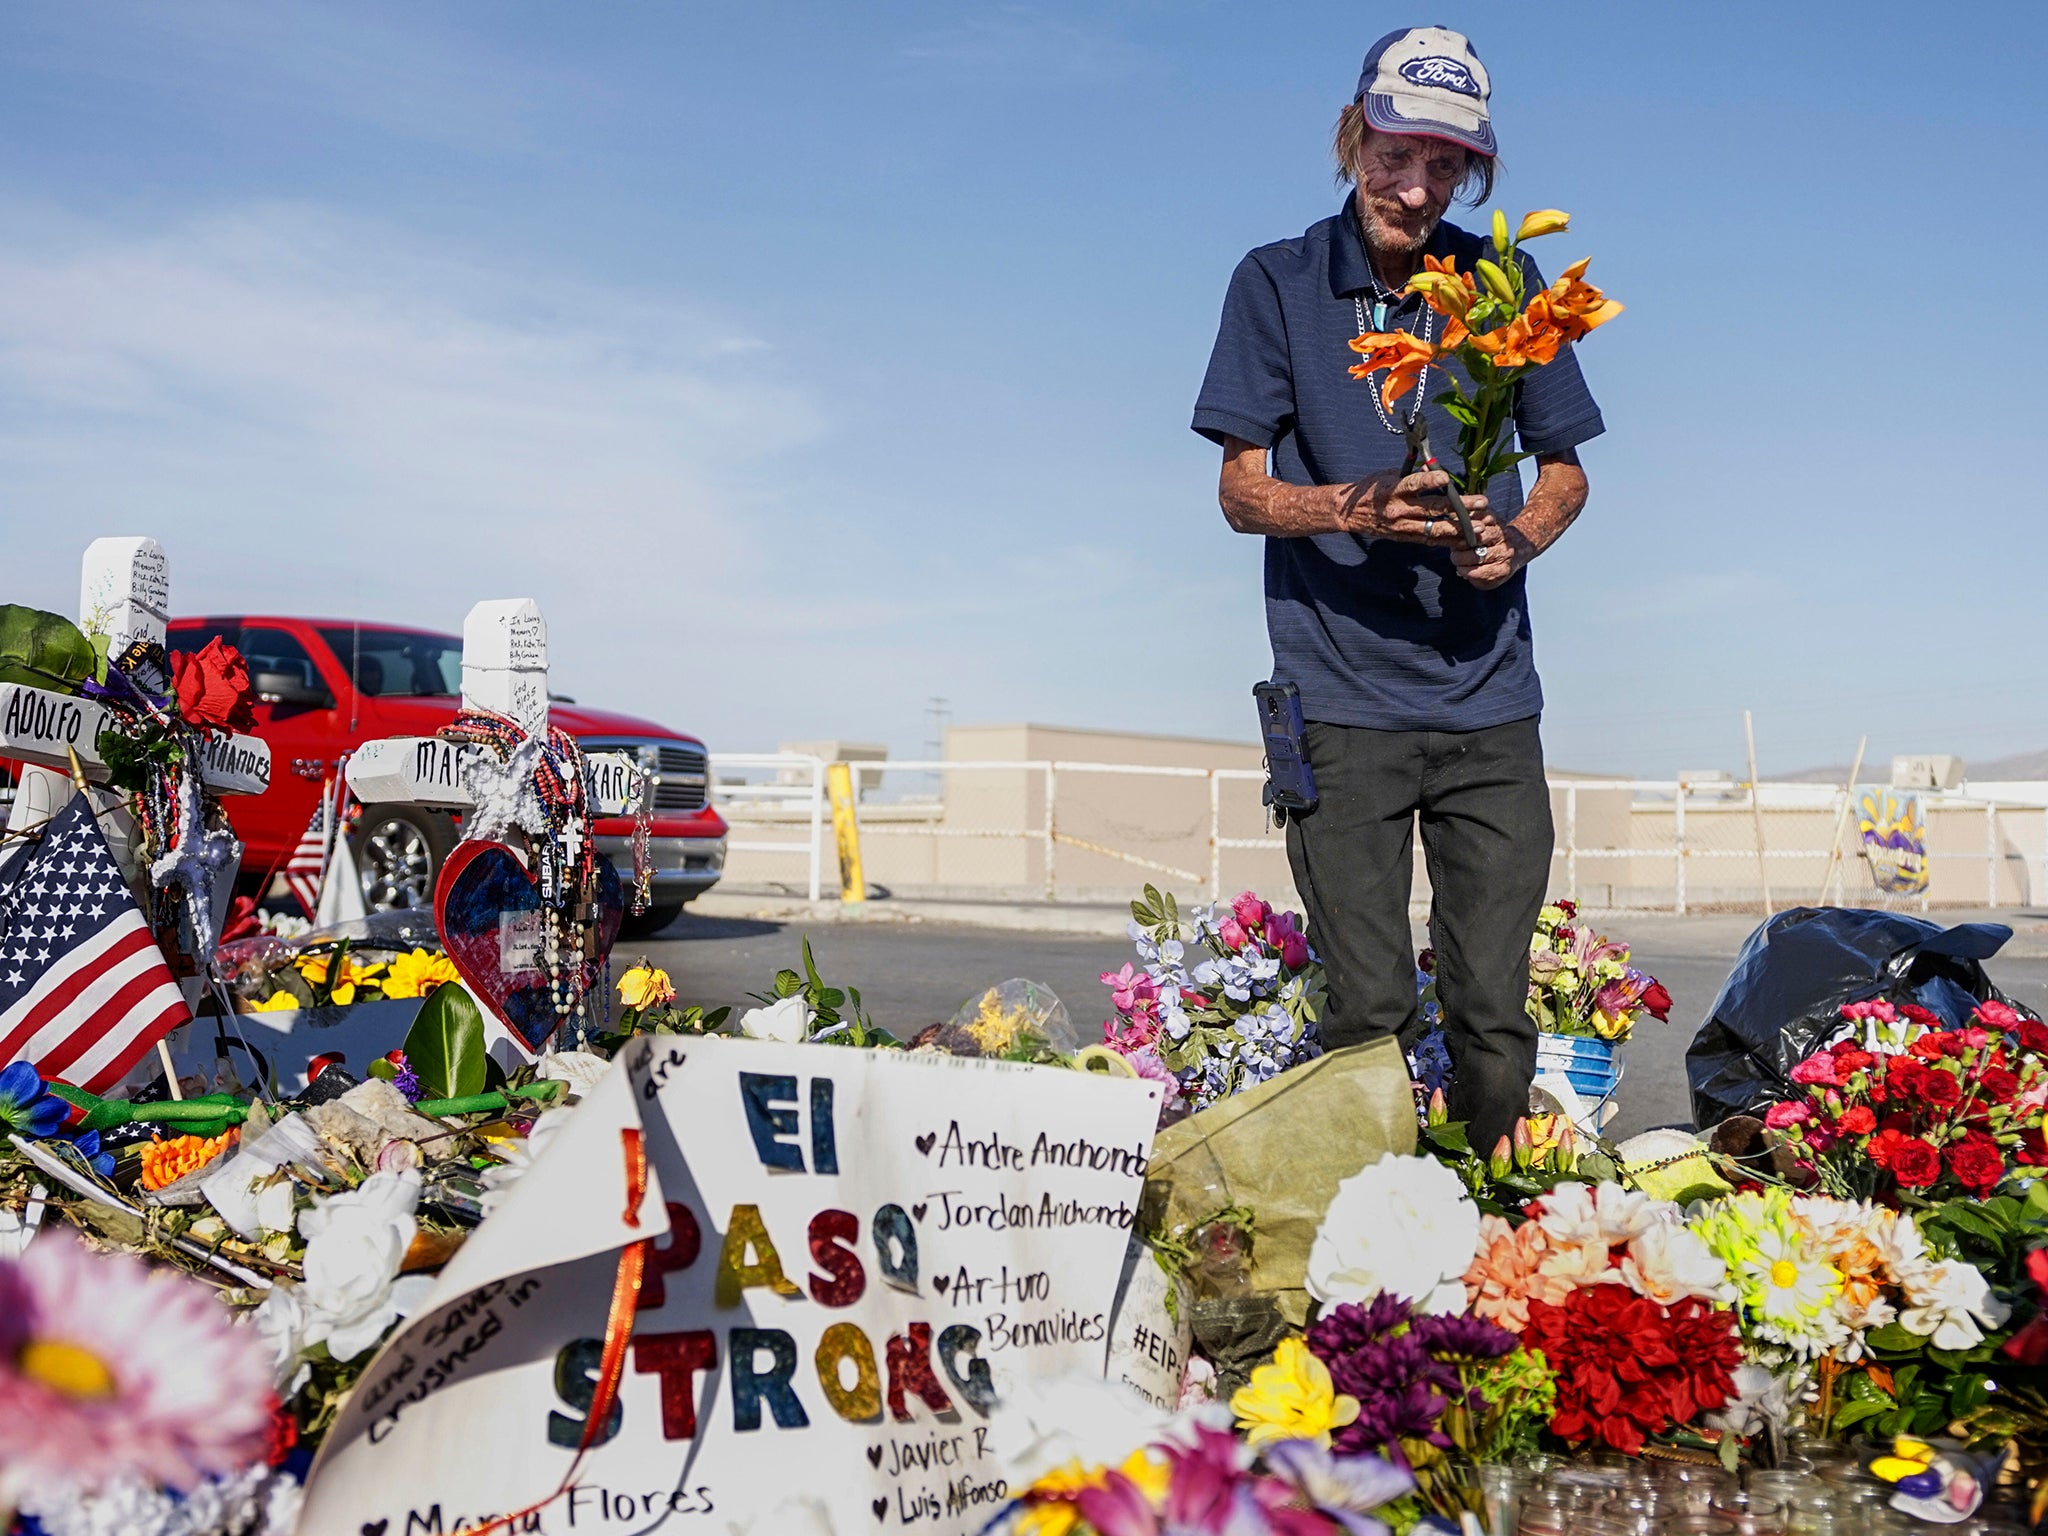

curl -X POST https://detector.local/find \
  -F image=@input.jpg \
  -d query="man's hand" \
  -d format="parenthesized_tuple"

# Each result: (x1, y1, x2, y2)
(1219, 436, 1487, 541)
(1447, 511, 1533, 590)
(1447, 451, 1590, 589)
(1344, 468, 1488, 544)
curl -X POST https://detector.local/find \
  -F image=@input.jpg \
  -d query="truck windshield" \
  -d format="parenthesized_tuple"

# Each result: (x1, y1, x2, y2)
(316, 627, 463, 698)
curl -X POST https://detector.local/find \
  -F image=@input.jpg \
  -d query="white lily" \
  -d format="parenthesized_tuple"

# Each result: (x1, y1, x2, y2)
(297, 1168, 433, 1362)
(1307, 1152, 1481, 1313)
(1900, 1260, 2010, 1351)
(739, 994, 813, 1043)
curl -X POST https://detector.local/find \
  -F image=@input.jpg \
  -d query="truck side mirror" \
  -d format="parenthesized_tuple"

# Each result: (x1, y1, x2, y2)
(254, 670, 335, 709)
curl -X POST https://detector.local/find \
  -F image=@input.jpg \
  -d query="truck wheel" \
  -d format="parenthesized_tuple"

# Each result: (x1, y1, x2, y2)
(353, 804, 459, 912)
(619, 901, 686, 939)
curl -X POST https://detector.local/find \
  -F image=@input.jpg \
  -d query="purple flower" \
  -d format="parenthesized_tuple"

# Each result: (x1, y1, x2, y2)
(391, 1056, 423, 1105)
(1407, 1313, 1515, 1361)
(1308, 1299, 1465, 1459)
(1264, 1439, 1412, 1536)
(1343, 1377, 1455, 1458)
(1307, 1295, 1412, 1354)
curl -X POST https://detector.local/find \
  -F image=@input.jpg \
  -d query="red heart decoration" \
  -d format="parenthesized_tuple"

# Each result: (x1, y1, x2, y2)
(432, 840, 623, 1054)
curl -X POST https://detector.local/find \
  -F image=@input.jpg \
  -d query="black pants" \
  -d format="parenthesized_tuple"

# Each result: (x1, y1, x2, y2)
(1285, 716, 1553, 1155)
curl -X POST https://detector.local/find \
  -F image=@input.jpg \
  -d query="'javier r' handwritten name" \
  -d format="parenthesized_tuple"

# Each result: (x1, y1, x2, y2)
(931, 1121, 1147, 1178)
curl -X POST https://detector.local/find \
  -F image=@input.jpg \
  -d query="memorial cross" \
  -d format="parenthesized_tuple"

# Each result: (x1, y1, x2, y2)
(1, 537, 273, 837)
(345, 598, 642, 817)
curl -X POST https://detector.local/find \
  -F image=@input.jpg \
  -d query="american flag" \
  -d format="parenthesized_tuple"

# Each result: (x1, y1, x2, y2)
(0, 794, 191, 1093)
(282, 788, 331, 917)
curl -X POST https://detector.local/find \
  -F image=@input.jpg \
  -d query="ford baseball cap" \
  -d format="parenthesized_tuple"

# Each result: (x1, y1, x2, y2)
(1354, 26, 1495, 157)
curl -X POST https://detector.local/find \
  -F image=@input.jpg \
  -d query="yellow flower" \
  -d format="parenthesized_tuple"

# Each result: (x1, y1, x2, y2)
(619, 964, 676, 1009)
(297, 953, 384, 998)
(1018, 1450, 1167, 1535)
(382, 948, 461, 999)
(1515, 208, 1571, 242)
(1231, 1336, 1359, 1449)
(246, 992, 300, 1012)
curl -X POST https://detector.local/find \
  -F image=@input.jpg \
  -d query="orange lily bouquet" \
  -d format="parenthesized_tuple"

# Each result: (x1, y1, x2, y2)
(1349, 209, 1621, 494)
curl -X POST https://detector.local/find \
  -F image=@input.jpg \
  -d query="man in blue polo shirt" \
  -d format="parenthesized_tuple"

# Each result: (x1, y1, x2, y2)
(1192, 25, 1604, 1154)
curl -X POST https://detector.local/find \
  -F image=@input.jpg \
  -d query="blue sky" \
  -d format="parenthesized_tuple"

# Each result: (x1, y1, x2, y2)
(2, 1, 2041, 777)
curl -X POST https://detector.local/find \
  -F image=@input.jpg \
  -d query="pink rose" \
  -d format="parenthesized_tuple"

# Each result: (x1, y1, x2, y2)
(1217, 918, 1248, 951)
(1790, 1053, 1841, 1087)
(1764, 1101, 1813, 1131)
(1230, 891, 1270, 929)
(1977, 999, 2022, 1030)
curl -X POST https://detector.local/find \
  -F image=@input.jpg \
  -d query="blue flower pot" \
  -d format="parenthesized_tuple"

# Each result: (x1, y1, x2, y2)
(1535, 1033, 1621, 1107)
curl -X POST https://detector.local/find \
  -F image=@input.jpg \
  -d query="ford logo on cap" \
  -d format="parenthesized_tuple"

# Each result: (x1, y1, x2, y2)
(1398, 55, 1480, 97)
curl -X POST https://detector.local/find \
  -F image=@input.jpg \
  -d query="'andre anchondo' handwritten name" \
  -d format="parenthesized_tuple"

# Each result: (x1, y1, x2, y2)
(930, 1121, 1148, 1179)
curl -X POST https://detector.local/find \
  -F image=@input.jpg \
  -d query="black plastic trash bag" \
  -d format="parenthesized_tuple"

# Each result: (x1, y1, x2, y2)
(1686, 906, 2034, 1128)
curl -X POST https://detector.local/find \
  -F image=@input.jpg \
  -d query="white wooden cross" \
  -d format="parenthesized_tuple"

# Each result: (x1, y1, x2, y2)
(345, 598, 642, 816)
(1, 538, 273, 836)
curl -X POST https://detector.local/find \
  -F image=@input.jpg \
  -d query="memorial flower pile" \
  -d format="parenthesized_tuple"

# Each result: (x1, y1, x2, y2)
(1524, 899, 1670, 1043)
(1349, 209, 1622, 495)
(1761, 999, 2048, 1202)
(1008, 1421, 1413, 1536)
(1100, 885, 1325, 1112)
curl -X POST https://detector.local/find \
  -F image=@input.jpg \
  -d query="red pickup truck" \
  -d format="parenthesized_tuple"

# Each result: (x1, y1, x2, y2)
(167, 616, 726, 936)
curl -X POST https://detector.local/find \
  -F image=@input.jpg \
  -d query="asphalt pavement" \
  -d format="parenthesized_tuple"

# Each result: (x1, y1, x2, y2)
(633, 910, 2048, 1140)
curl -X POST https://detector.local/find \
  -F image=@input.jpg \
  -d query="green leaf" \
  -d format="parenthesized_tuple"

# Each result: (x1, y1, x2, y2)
(773, 969, 803, 999)
(1830, 1399, 1888, 1432)
(1936, 1204, 2009, 1241)
(1864, 1321, 1926, 1354)
(0, 605, 98, 693)
(1949, 1373, 1990, 1416)
(402, 983, 488, 1100)
(818, 988, 846, 1010)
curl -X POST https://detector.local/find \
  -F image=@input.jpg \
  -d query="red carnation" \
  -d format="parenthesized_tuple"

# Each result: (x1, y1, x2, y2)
(1889, 1135, 1943, 1188)
(1922, 1071, 1963, 1109)
(1912, 1030, 1964, 1061)
(1838, 1105, 1876, 1136)
(1831, 1044, 1876, 1074)
(2018, 1130, 2048, 1168)
(2019, 1021, 2048, 1055)
(1978, 1066, 2020, 1104)
(1901, 1003, 1940, 1027)
(1640, 981, 1673, 1022)
(169, 636, 256, 733)
(1948, 1133, 2006, 1194)
(1883, 1059, 1929, 1100)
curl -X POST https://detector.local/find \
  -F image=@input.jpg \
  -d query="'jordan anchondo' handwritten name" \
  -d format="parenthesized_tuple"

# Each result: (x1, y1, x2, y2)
(929, 1190, 1137, 1232)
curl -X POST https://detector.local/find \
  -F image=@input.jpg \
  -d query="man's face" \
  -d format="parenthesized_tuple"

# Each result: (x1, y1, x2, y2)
(1355, 130, 1472, 255)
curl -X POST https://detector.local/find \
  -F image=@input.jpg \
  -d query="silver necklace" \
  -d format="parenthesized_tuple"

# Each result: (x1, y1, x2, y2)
(1353, 292, 1435, 433)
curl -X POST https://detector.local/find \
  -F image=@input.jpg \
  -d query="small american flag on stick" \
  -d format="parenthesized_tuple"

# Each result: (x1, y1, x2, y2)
(282, 784, 332, 918)
(0, 794, 191, 1093)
